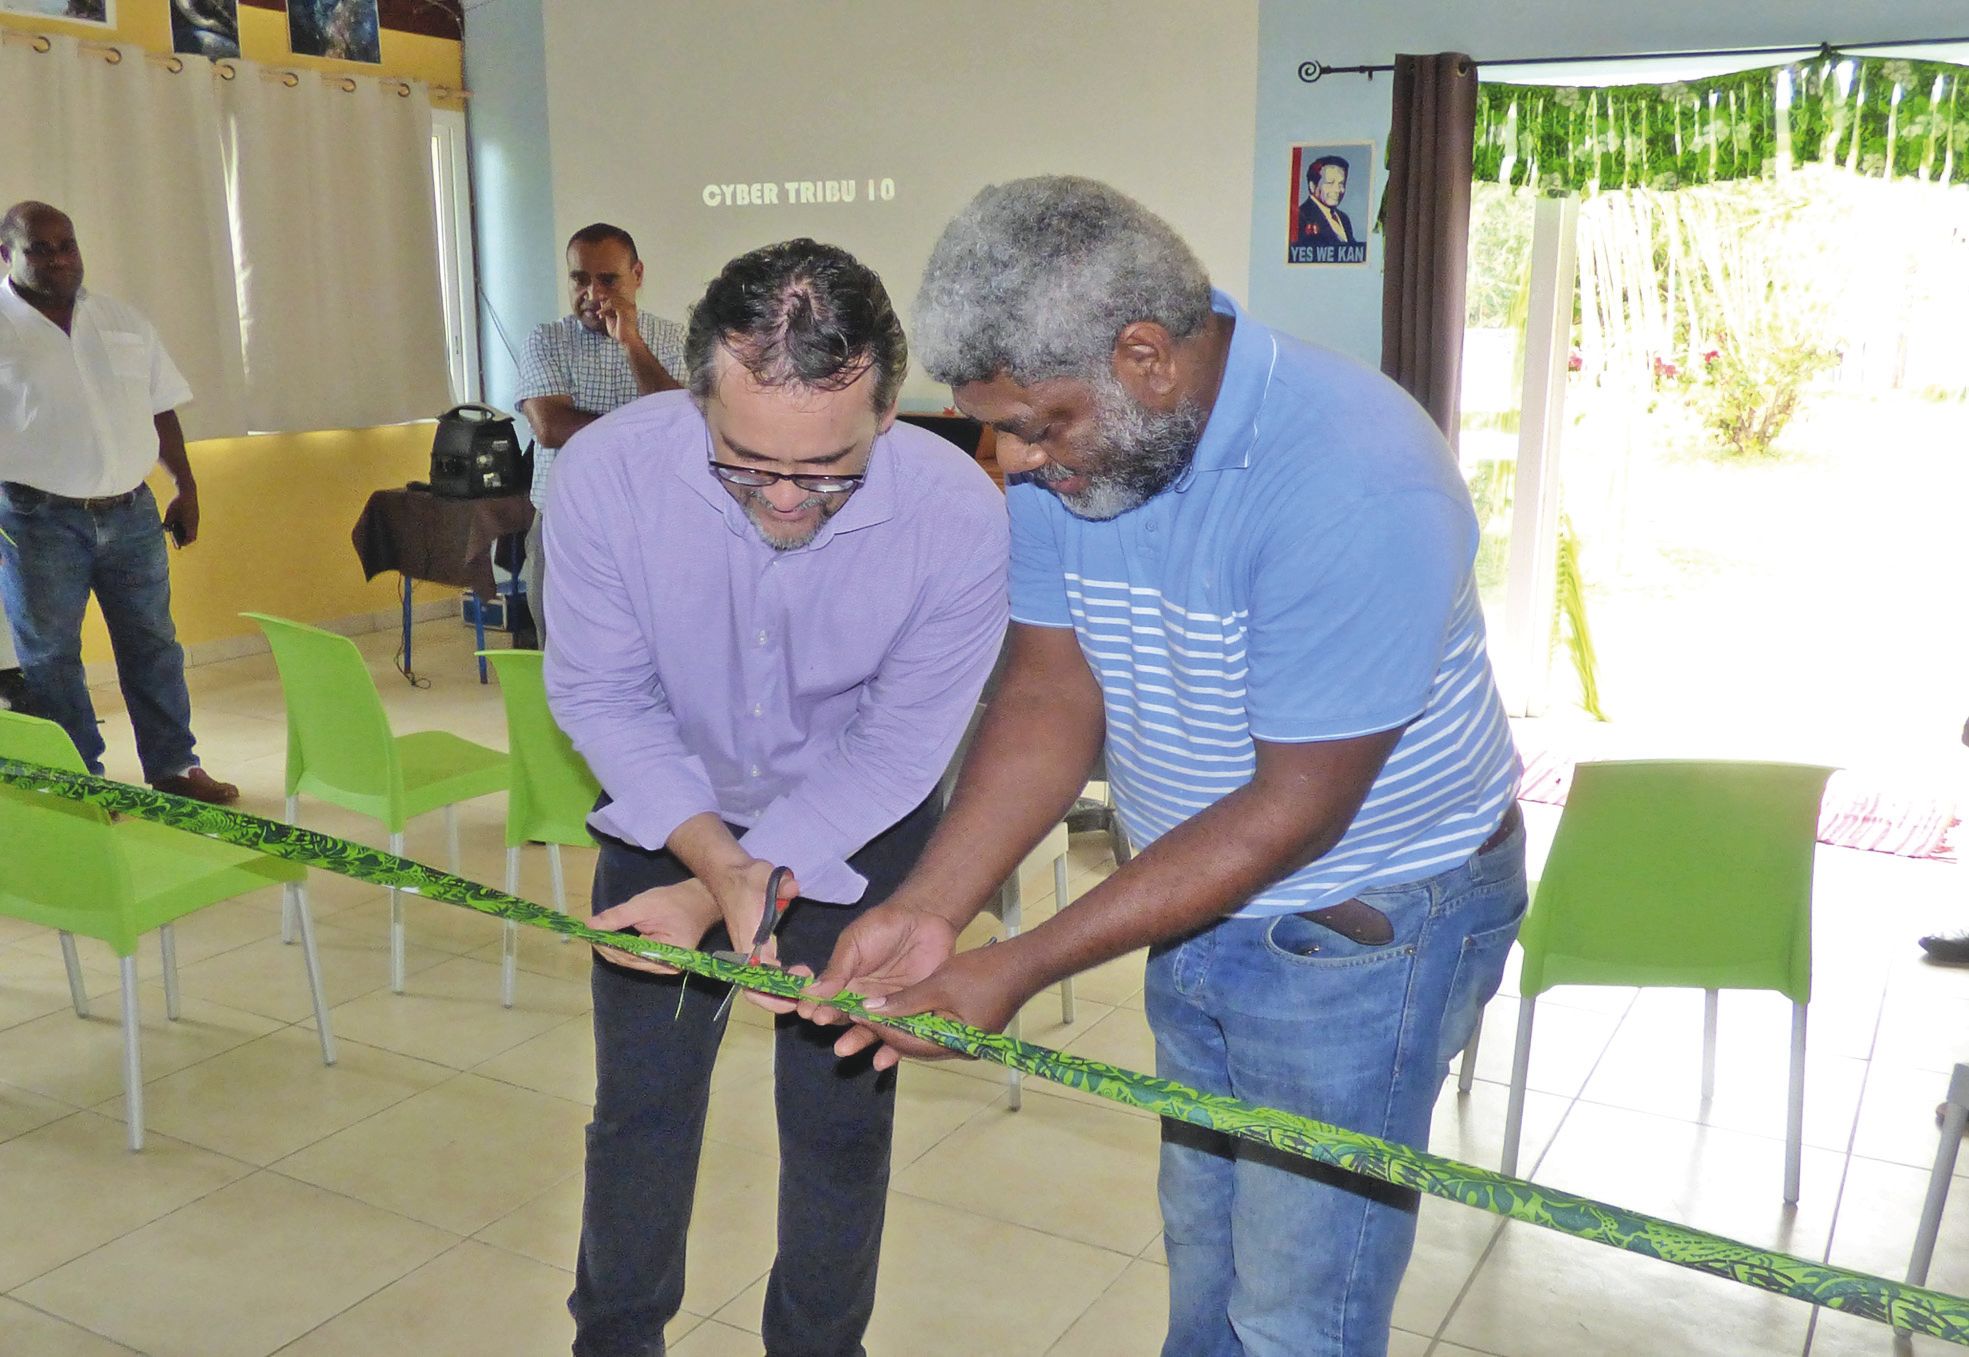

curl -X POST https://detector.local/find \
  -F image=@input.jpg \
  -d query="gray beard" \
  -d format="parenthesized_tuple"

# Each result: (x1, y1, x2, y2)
(1034, 377, 1206, 521)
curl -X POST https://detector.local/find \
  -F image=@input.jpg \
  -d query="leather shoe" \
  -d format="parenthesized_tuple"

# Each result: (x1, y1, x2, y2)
(152, 767, 240, 805)
(1918, 932, 1969, 966)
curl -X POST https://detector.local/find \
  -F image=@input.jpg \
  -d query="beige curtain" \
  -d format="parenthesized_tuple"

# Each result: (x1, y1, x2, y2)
(218, 70, 451, 433)
(0, 37, 248, 440)
(1380, 52, 1479, 446)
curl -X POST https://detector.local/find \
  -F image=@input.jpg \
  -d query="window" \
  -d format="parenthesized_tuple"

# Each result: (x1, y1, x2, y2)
(430, 108, 481, 406)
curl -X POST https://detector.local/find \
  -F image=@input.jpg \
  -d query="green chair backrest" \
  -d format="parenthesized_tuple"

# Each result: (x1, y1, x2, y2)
(0, 712, 139, 951)
(244, 612, 404, 826)
(0, 708, 90, 775)
(481, 650, 600, 848)
(1520, 759, 1834, 1005)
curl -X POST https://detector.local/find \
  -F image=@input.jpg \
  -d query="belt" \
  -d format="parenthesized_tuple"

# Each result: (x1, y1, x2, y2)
(0, 482, 142, 511)
(1480, 800, 1523, 856)
(1301, 802, 1524, 945)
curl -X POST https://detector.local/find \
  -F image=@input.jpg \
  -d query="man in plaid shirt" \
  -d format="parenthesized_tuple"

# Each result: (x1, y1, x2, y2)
(516, 223, 685, 645)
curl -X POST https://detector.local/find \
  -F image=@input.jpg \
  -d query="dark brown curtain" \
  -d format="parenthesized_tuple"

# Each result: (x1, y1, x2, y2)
(1380, 52, 1478, 445)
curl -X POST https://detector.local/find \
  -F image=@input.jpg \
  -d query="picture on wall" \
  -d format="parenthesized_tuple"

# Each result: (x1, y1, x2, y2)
(1287, 142, 1372, 267)
(288, 0, 381, 64)
(0, 0, 114, 25)
(169, 0, 239, 59)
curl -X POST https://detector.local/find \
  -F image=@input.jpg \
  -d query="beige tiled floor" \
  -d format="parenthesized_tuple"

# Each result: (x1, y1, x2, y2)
(4, 620, 1968, 1354)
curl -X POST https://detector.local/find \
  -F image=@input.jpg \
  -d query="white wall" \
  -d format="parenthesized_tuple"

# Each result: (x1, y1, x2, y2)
(1248, 1, 1969, 367)
(538, 0, 1259, 406)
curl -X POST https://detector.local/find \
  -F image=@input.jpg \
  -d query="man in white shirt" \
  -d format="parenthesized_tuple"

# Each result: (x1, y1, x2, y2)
(0, 201, 236, 803)
(515, 223, 685, 646)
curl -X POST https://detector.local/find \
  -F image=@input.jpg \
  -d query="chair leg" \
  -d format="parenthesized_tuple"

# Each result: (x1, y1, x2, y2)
(1700, 988, 1720, 1109)
(281, 795, 300, 944)
(120, 954, 144, 1152)
(1501, 997, 1537, 1177)
(1784, 1001, 1808, 1206)
(1053, 852, 1075, 1024)
(1908, 1063, 1969, 1294)
(388, 830, 406, 994)
(444, 804, 461, 874)
(1458, 1005, 1484, 1095)
(58, 931, 89, 1018)
(292, 881, 337, 1066)
(159, 925, 181, 1021)
(500, 844, 520, 1007)
(1001, 879, 1023, 1111)
(548, 842, 569, 926)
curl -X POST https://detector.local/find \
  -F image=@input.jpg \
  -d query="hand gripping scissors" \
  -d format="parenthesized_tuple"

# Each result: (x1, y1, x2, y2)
(709, 865, 793, 1022)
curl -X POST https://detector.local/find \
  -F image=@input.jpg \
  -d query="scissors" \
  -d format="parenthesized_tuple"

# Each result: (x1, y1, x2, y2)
(709, 865, 793, 1022)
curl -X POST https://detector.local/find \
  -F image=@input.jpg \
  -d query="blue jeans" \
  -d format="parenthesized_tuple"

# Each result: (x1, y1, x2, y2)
(1148, 816, 1528, 1357)
(0, 482, 199, 780)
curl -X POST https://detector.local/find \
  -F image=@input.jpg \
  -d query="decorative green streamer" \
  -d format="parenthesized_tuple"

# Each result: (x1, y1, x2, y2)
(1476, 57, 1969, 194)
(4, 758, 1967, 1344)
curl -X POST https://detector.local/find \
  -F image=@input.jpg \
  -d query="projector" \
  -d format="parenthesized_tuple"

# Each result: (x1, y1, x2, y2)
(429, 404, 526, 499)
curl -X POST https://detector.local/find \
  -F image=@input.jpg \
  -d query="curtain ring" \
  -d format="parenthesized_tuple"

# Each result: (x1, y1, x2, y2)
(396, 81, 412, 98)
(30, 35, 52, 53)
(162, 56, 185, 74)
(339, 76, 358, 93)
(216, 61, 238, 80)
(282, 71, 300, 87)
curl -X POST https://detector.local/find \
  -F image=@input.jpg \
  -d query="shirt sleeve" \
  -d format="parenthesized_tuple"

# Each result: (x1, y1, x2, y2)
(1244, 489, 1476, 743)
(737, 505, 1011, 901)
(515, 323, 570, 405)
(146, 322, 193, 414)
(649, 315, 687, 380)
(1006, 481, 1073, 628)
(542, 448, 723, 850)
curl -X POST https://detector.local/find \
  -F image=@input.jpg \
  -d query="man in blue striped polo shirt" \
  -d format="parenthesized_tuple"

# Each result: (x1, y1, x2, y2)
(803, 177, 1527, 1357)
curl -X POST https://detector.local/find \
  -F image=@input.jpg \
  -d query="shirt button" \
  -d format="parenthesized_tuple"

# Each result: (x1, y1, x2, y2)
(749, 765, 761, 778)
(756, 630, 768, 646)
(752, 703, 763, 717)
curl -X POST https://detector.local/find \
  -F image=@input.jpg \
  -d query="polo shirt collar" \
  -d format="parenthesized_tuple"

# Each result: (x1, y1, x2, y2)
(0, 277, 86, 331)
(675, 414, 898, 549)
(1176, 288, 1276, 487)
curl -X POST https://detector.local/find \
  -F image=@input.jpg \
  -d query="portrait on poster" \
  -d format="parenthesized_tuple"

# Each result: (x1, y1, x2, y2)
(1287, 143, 1371, 267)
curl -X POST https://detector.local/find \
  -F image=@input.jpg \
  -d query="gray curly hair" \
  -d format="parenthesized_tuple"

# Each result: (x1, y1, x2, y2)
(913, 176, 1213, 388)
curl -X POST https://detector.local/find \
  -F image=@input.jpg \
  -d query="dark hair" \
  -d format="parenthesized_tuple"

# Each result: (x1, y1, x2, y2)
(0, 200, 65, 249)
(1307, 156, 1350, 187)
(566, 222, 639, 264)
(685, 239, 906, 412)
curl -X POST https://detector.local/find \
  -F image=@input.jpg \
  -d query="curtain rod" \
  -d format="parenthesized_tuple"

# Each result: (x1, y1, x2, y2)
(1298, 35, 1969, 83)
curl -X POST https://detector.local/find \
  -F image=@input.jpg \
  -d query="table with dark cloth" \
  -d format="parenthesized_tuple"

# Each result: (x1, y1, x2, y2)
(351, 487, 534, 599)
(352, 487, 535, 683)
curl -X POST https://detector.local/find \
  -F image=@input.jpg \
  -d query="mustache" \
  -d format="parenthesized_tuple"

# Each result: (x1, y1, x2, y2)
(1028, 462, 1073, 485)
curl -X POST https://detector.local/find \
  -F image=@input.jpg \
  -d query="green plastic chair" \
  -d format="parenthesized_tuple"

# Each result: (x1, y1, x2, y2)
(1487, 759, 1834, 1204)
(244, 613, 509, 994)
(0, 711, 335, 1151)
(479, 650, 601, 1006)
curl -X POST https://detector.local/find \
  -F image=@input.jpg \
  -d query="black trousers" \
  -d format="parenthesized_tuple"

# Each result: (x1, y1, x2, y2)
(568, 796, 939, 1357)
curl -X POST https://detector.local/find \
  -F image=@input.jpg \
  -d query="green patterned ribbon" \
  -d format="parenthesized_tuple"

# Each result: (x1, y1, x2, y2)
(4, 758, 1966, 1344)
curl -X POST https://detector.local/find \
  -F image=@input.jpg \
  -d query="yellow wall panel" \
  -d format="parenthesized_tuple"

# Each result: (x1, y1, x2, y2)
(77, 423, 439, 664)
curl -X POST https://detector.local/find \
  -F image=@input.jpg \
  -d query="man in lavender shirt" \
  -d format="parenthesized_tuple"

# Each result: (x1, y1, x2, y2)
(544, 238, 1008, 1357)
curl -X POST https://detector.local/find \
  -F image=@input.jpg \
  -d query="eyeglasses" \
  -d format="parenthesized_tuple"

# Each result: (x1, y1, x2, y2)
(708, 462, 865, 495)
(705, 423, 870, 495)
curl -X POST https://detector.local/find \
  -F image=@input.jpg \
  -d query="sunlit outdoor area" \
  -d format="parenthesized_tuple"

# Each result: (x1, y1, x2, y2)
(1463, 158, 1969, 795)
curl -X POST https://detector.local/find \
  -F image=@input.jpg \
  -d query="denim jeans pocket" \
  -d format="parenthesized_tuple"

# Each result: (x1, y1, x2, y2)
(1437, 903, 1527, 1064)
(1261, 885, 1427, 969)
